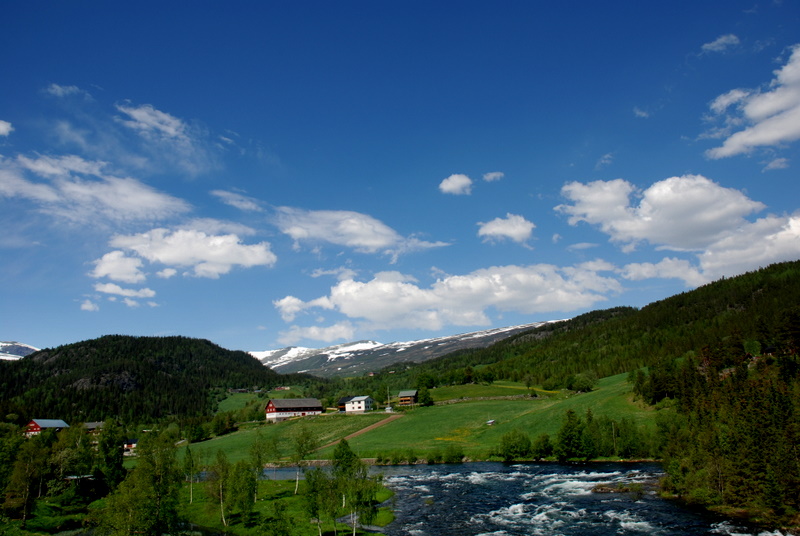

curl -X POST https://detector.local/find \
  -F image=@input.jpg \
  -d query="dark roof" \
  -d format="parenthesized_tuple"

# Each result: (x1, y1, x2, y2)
(398, 390, 418, 398)
(268, 398, 322, 409)
(337, 396, 355, 405)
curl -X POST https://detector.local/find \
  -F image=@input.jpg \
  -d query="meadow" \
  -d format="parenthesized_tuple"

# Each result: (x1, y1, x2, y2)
(180, 373, 655, 464)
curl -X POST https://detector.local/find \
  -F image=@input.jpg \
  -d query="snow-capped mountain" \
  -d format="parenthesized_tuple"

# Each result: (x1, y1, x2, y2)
(0, 341, 39, 361)
(250, 321, 562, 377)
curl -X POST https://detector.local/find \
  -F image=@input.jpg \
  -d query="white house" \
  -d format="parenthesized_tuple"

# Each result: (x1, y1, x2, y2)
(344, 395, 373, 413)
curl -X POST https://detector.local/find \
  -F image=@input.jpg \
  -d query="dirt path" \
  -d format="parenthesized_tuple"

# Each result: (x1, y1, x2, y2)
(315, 413, 403, 452)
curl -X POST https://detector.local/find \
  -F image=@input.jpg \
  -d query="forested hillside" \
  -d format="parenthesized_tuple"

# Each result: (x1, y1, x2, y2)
(338, 261, 800, 397)
(0, 335, 316, 423)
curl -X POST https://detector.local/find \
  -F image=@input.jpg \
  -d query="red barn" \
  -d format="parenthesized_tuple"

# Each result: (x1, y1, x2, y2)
(25, 419, 69, 437)
(265, 398, 323, 422)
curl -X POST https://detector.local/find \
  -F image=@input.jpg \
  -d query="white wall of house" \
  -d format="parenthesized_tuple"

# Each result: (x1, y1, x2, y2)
(345, 396, 373, 413)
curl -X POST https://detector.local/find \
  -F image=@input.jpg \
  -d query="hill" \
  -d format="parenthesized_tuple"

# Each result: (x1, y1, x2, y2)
(0, 335, 313, 424)
(352, 260, 800, 392)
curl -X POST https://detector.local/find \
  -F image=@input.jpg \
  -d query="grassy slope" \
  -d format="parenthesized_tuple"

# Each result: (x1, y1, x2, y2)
(184, 373, 651, 463)
(344, 373, 651, 458)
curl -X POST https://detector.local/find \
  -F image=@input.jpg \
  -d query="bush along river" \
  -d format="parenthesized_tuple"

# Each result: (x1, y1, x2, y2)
(374, 462, 786, 536)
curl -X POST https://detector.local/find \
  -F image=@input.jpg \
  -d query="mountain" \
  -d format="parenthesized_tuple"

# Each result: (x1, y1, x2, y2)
(0, 335, 306, 423)
(250, 321, 563, 377)
(0, 341, 39, 361)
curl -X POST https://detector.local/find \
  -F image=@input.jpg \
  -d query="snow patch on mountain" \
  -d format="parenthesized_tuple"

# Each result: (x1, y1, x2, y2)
(250, 321, 562, 376)
(0, 341, 40, 361)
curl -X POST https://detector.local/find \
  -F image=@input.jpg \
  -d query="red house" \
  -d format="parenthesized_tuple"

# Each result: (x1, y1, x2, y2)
(25, 419, 69, 437)
(265, 398, 323, 422)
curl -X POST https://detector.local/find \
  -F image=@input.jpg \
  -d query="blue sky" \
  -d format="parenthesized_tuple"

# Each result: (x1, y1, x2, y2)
(2, 1, 800, 353)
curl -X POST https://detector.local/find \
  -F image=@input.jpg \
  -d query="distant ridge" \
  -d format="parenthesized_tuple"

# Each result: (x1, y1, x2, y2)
(250, 321, 563, 377)
(0, 341, 39, 361)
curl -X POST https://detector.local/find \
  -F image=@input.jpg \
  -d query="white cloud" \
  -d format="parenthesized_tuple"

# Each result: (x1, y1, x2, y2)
(477, 213, 535, 244)
(556, 175, 765, 251)
(439, 174, 473, 195)
(180, 218, 257, 236)
(274, 206, 448, 260)
(114, 102, 217, 176)
(0, 120, 12, 136)
(80, 299, 100, 312)
(482, 171, 504, 182)
(274, 263, 621, 336)
(620, 258, 707, 287)
(763, 157, 789, 171)
(706, 44, 800, 158)
(211, 189, 263, 212)
(695, 213, 800, 279)
(633, 107, 650, 118)
(45, 83, 91, 99)
(156, 268, 177, 279)
(595, 153, 614, 170)
(558, 176, 800, 287)
(701, 34, 740, 54)
(311, 266, 358, 281)
(278, 321, 356, 345)
(116, 102, 188, 141)
(0, 154, 190, 224)
(94, 282, 156, 298)
(109, 227, 277, 278)
(90, 250, 146, 283)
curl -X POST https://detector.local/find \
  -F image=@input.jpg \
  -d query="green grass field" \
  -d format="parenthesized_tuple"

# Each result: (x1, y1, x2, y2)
(183, 373, 652, 464)
(343, 373, 652, 458)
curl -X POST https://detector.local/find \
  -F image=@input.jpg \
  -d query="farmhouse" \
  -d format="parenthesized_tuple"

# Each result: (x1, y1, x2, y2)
(344, 395, 373, 413)
(397, 390, 418, 406)
(337, 396, 355, 411)
(265, 398, 323, 422)
(25, 418, 69, 437)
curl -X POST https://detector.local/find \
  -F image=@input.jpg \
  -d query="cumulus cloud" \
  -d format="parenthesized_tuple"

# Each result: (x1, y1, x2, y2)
(94, 282, 156, 298)
(274, 263, 621, 341)
(274, 206, 448, 261)
(80, 299, 100, 312)
(620, 258, 707, 287)
(439, 174, 473, 195)
(109, 227, 277, 278)
(0, 120, 12, 136)
(0, 154, 190, 224)
(705, 44, 800, 158)
(483, 171, 504, 182)
(278, 322, 356, 346)
(701, 34, 740, 54)
(557, 176, 800, 287)
(90, 250, 146, 283)
(556, 175, 765, 251)
(211, 189, 263, 212)
(477, 213, 535, 245)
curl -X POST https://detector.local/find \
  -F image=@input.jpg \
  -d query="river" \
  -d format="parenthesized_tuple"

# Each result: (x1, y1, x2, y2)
(371, 462, 785, 536)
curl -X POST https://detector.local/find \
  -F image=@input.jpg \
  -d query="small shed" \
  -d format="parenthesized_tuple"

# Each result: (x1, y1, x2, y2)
(123, 438, 138, 456)
(345, 396, 374, 414)
(25, 419, 69, 437)
(265, 398, 323, 422)
(397, 390, 418, 406)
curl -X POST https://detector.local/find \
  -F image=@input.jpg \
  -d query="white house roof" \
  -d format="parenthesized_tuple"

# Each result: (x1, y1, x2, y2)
(349, 396, 372, 403)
